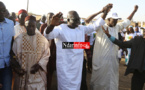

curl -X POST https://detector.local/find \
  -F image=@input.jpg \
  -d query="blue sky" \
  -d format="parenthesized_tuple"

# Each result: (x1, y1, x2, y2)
(1, 0, 145, 21)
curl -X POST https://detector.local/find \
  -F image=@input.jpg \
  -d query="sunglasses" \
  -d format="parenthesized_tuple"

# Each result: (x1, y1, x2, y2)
(69, 18, 80, 22)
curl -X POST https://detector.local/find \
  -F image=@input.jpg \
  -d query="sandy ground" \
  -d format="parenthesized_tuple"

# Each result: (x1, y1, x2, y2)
(50, 58, 145, 90)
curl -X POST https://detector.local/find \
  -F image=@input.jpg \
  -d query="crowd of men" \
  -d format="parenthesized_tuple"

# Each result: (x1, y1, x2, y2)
(1, 1, 145, 90)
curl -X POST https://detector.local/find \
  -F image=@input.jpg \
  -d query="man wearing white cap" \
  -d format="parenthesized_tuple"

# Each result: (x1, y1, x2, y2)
(89, 5, 138, 90)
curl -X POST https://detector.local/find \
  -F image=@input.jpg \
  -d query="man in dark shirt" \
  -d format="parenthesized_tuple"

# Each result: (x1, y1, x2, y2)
(103, 26, 145, 90)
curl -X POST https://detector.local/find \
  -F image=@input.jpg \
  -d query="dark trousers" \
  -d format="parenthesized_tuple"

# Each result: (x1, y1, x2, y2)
(131, 71, 145, 90)
(87, 45, 93, 73)
(47, 58, 56, 90)
(80, 59, 88, 90)
(0, 67, 12, 90)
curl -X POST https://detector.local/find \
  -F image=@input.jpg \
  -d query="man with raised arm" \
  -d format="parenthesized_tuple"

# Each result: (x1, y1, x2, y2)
(90, 5, 138, 90)
(44, 4, 112, 90)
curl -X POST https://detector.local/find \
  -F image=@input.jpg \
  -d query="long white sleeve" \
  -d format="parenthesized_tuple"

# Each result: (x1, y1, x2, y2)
(84, 17, 105, 34)
(118, 19, 131, 32)
(44, 26, 62, 40)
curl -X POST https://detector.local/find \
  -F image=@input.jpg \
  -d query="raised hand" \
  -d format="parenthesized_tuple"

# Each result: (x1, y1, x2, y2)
(102, 26, 109, 34)
(102, 3, 113, 13)
(101, 4, 113, 20)
(134, 5, 138, 12)
(102, 26, 111, 38)
(50, 12, 63, 26)
(127, 5, 138, 20)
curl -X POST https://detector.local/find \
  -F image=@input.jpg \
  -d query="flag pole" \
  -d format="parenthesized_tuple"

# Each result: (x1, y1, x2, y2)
(27, 0, 29, 12)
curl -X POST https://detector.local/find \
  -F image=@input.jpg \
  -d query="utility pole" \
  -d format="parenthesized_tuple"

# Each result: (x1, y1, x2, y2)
(27, 0, 29, 12)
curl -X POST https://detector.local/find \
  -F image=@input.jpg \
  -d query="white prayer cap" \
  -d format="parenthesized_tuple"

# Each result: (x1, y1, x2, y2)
(107, 12, 121, 19)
